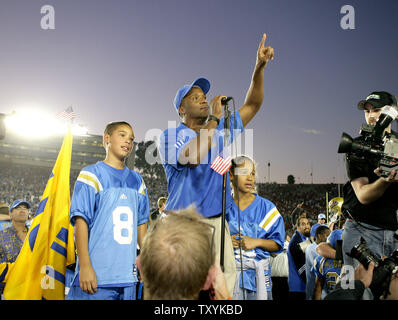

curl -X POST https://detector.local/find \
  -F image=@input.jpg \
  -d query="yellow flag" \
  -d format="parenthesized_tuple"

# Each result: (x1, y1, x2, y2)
(0, 262, 14, 283)
(4, 129, 75, 300)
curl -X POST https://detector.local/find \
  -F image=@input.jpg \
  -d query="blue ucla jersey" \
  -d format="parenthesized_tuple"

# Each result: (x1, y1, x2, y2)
(69, 161, 150, 287)
(159, 111, 243, 218)
(313, 255, 343, 298)
(227, 194, 285, 292)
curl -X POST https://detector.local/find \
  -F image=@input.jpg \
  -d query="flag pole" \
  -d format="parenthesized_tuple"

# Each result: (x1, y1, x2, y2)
(220, 103, 230, 271)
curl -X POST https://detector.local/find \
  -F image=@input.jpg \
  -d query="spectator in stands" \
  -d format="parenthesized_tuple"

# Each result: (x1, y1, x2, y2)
(137, 208, 231, 300)
(0, 200, 31, 298)
(287, 216, 311, 300)
(227, 155, 285, 300)
(158, 33, 274, 295)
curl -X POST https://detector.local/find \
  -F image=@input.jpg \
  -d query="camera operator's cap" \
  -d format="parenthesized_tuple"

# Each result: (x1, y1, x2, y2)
(173, 77, 210, 111)
(357, 91, 398, 110)
(318, 213, 326, 219)
(9, 200, 31, 212)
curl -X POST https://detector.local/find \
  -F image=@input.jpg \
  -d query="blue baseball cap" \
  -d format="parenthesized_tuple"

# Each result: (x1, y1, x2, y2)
(10, 200, 31, 212)
(318, 213, 326, 220)
(173, 77, 211, 111)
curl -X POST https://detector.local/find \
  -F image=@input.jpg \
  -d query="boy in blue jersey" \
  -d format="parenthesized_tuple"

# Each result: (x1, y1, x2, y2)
(227, 156, 285, 300)
(67, 121, 149, 300)
(158, 33, 275, 295)
(312, 229, 343, 300)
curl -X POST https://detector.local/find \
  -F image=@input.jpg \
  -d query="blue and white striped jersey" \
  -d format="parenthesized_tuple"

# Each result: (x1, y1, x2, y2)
(227, 194, 285, 291)
(69, 161, 149, 287)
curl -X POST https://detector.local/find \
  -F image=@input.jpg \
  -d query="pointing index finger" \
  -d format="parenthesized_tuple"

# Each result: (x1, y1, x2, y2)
(259, 33, 266, 49)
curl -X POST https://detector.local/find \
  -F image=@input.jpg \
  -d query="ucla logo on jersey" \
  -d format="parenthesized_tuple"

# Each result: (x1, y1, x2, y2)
(120, 193, 128, 200)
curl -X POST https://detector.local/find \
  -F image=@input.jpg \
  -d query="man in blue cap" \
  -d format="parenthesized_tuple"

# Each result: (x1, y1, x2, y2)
(0, 200, 31, 298)
(158, 33, 274, 295)
(310, 213, 327, 239)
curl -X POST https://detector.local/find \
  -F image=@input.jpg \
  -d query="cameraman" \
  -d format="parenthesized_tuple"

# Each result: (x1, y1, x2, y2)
(342, 91, 398, 299)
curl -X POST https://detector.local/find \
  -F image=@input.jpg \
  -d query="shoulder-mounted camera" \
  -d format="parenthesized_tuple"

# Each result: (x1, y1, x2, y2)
(338, 105, 398, 177)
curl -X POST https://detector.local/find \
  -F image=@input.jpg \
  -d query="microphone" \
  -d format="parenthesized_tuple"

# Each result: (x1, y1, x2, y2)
(221, 96, 233, 105)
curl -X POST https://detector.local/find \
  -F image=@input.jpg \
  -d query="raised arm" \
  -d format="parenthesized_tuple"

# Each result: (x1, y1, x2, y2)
(239, 33, 274, 127)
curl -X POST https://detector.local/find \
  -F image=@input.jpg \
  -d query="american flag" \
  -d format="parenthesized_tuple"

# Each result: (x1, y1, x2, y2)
(56, 106, 75, 120)
(210, 155, 232, 175)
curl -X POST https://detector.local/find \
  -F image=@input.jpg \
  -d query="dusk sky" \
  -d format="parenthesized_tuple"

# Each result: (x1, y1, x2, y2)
(1, 0, 397, 184)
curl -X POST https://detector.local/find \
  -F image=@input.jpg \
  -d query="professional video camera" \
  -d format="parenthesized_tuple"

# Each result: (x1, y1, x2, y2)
(348, 237, 398, 299)
(338, 105, 398, 177)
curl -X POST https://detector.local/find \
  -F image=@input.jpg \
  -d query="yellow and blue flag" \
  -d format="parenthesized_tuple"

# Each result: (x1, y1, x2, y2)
(0, 262, 14, 283)
(3, 129, 75, 300)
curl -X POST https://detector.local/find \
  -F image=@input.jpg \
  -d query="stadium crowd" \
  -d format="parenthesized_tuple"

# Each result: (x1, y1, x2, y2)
(0, 163, 79, 215)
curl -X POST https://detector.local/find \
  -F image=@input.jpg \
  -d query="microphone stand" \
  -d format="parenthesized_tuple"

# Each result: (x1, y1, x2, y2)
(220, 103, 230, 271)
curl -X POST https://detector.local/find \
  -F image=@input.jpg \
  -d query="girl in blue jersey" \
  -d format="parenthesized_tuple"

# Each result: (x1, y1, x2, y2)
(67, 121, 150, 300)
(227, 155, 285, 300)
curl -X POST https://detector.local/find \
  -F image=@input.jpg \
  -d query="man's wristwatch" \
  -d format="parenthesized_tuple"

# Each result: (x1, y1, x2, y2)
(208, 115, 220, 125)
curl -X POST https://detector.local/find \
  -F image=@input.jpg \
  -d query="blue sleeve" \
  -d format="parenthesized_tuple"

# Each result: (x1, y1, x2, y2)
(69, 179, 96, 227)
(258, 200, 285, 254)
(137, 177, 150, 226)
(265, 215, 286, 254)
